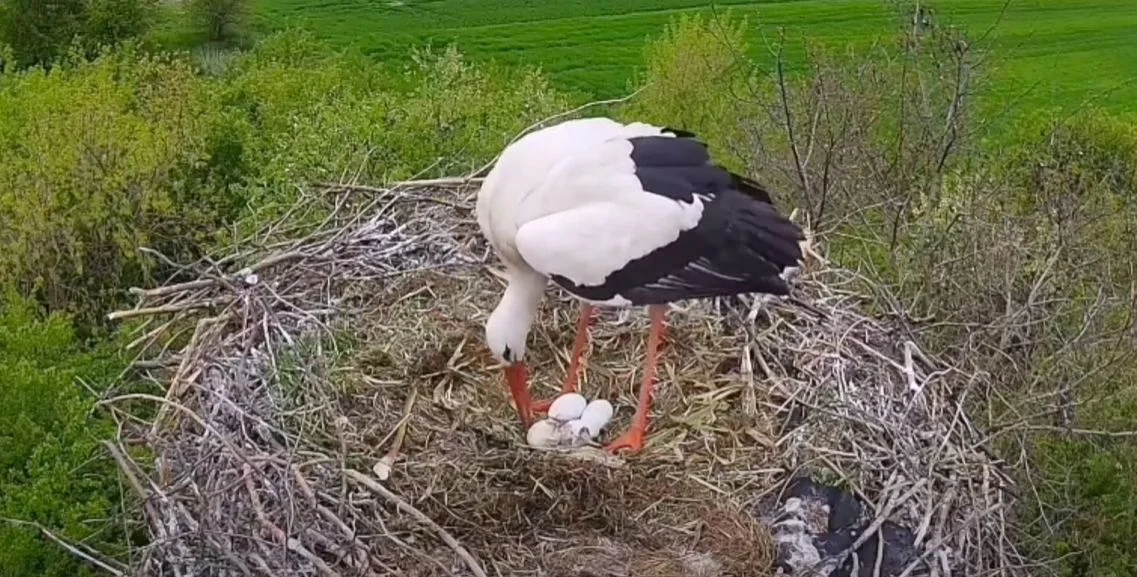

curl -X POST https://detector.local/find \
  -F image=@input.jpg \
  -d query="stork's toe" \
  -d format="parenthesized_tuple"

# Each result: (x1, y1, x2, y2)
(604, 428, 645, 454)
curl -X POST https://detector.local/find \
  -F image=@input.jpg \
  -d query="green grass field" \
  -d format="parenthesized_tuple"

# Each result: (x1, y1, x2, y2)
(254, 0, 1137, 118)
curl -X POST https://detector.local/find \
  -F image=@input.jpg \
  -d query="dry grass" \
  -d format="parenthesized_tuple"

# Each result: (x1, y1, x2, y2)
(102, 168, 1026, 576)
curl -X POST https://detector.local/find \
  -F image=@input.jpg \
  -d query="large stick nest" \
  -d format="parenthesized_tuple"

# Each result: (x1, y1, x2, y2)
(106, 175, 1023, 577)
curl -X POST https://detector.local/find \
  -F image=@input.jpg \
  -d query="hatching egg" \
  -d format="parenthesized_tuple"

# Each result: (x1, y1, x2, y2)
(565, 420, 592, 446)
(563, 400, 614, 445)
(526, 418, 574, 448)
(526, 419, 560, 447)
(547, 392, 587, 422)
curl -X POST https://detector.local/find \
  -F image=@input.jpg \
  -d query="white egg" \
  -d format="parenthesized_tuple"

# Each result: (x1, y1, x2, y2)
(576, 399, 614, 439)
(547, 392, 587, 422)
(526, 419, 562, 447)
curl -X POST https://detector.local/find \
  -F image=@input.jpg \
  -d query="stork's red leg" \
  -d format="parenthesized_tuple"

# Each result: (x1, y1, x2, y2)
(533, 303, 595, 413)
(562, 303, 596, 394)
(605, 305, 668, 454)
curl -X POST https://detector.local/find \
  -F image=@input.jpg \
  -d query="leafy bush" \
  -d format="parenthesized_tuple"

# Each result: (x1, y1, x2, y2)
(994, 116, 1137, 576)
(0, 0, 87, 68)
(885, 113, 1137, 576)
(0, 293, 129, 577)
(0, 46, 230, 327)
(0, 0, 157, 68)
(86, 0, 159, 48)
(1, 28, 571, 327)
(623, 11, 753, 170)
(1033, 436, 1137, 577)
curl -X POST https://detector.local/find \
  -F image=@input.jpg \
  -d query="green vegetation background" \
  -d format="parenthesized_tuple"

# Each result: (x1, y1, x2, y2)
(250, 0, 1137, 122)
(1, 1, 1135, 576)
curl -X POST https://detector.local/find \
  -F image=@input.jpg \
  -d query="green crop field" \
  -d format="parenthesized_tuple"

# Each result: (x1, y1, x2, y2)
(254, 0, 1137, 118)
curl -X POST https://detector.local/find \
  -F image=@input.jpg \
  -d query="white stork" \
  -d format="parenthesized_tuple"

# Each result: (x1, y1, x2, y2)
(476, 117, 805, 453)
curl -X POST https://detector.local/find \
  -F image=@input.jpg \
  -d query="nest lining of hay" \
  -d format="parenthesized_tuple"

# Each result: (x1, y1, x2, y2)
(103, 175, 1025, 577)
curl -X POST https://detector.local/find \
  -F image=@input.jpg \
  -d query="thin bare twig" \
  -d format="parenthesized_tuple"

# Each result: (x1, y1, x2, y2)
(0, 518, 127, 576)
(345, 470, 488, 577)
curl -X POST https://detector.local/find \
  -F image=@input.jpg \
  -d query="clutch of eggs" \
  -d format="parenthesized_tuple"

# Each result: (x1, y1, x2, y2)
(526, 392, 614, 448)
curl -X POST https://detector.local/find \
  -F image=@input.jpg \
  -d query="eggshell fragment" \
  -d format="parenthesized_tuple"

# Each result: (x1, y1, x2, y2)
(547, 392, 587, 422)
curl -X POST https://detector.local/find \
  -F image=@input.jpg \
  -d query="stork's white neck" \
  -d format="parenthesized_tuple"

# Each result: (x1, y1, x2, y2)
(485, 267, 547, 364)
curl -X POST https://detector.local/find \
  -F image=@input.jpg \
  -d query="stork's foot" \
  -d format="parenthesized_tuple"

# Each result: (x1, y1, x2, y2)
(531, 398, 556, 414)
(604, 428, 645, 454)
(513, 400, 535, 429)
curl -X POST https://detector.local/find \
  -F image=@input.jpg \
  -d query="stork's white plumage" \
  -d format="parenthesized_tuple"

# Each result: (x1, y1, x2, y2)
(477, 117, 805, 453)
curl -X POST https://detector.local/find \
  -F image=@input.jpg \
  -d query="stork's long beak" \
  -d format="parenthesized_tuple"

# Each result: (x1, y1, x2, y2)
(504, 362, 533, 428)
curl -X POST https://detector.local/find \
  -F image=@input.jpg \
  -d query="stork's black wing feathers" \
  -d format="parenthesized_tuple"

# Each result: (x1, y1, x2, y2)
(662, 126, 699, 139)
(729, 173, 775, 205)
(659, 128, 776, 205)
(549, 133, 804, 306)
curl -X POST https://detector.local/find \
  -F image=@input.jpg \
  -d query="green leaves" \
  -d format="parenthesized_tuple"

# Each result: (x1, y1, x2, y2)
(0, 0, 86, 69)
(0, 48, 219, 326)
(0, 294, 125, 577)
(0, 0, 158, 69)
(0, 30, 570, 327)
(624, 11, 752, 167)
(209, 31, 569, 227)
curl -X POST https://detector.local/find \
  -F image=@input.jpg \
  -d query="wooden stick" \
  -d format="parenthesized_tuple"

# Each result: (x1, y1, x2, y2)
(107, 300, 220, 321)
(344, 469, 488, 577)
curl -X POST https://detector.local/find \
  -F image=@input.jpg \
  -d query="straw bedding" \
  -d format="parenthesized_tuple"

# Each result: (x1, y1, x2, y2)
(104, 173, 1026, 576)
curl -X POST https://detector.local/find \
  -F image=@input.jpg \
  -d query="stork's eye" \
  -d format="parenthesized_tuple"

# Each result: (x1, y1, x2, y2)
(502, 345, 513, 362)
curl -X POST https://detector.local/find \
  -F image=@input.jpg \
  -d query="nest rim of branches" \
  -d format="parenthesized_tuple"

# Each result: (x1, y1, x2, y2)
(92, 161, 1027, 577)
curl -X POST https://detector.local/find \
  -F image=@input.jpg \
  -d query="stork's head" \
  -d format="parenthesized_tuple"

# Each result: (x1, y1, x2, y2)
(485, 303, 530, 367)
(485, 294, 534, 426)
(484, 271, 546, 426)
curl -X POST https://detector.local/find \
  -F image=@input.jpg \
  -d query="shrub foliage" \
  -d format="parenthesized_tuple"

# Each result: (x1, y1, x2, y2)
(0, 294, 128, 577)
(0, 30, 569, 327)
(0, 0, 157, 68)
(186, 0, 251, 46)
